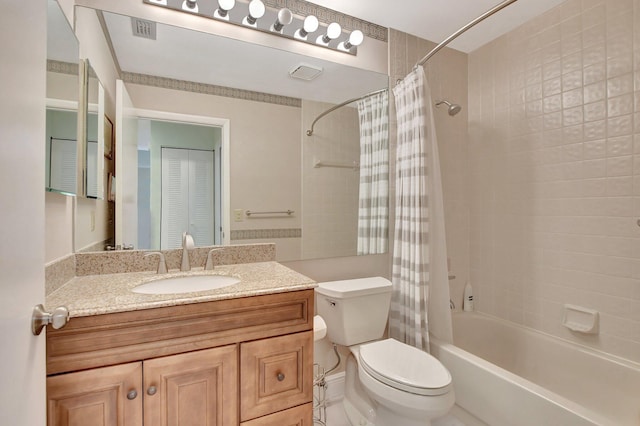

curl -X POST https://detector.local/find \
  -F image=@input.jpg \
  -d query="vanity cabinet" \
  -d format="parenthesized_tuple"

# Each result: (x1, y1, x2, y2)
(46, 289, 314, 426)
(47, 345, 237, 425)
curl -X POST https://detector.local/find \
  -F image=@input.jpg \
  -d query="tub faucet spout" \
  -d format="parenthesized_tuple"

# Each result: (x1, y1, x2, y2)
(181, 232, 195, 271)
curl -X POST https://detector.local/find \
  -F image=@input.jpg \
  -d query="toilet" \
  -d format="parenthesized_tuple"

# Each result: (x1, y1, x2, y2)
(316, 277, 454, 426)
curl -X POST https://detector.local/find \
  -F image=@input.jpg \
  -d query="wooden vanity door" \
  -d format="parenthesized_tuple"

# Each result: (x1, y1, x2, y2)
(240, 331, 313, 422)
(47, 362, 143, 426)
(143, 345, 238, 426)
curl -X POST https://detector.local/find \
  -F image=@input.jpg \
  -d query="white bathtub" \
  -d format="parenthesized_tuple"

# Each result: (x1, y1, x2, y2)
(430, 312, 640, 426)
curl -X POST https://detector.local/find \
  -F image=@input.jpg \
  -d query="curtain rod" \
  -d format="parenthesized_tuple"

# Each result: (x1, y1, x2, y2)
(306, 88, 388, 136)
(414, 0, 519, 68)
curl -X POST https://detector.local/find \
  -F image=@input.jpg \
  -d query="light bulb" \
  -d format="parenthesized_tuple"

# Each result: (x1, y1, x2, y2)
(348, 30, 364, 47)
(214, 0, 235, 19)
(303, 15, 319, 33)
(295, 15, 319, 40)
(317, 22, 341, 45)
(327, 22, 341, 39)
(272, 8, 293, 32)
(181, 0, 198, 12)
(243, 0, 265, 26)
(219, 0, 234, 9)
(339, 29, 364, 51)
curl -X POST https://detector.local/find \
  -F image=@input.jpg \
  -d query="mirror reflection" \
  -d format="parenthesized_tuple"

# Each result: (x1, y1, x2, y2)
(80, 8, 389, 261)
(46, 1, 105, 200)
(85, 64, 103, 199)
(45, 0, 79, 196)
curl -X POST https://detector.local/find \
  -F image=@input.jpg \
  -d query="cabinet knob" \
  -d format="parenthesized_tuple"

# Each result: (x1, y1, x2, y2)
(276, 373, 285, 382)
(147, 386, 157, 396)
(127, 390, 138, 400)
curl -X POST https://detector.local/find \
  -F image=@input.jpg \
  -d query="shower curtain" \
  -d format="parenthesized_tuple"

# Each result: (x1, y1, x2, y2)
(389, 66, 453, 351)
(356, 90, 389, 255)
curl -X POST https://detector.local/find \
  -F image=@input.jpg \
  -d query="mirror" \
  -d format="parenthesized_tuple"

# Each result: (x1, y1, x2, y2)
(84, 63, 105, 199)
(80, 7, 389, 261)
(46, 1, 105, 200)
(45, 0, 79, 196)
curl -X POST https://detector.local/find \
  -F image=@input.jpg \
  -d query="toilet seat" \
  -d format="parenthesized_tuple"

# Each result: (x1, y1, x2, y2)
(359, 338, 452, 396)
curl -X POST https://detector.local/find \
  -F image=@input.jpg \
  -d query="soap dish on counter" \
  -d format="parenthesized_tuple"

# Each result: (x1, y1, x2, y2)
(562, 304, 599, 334)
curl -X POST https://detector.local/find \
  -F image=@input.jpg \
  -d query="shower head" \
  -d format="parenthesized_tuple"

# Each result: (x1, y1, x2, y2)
(436, 100, 462, 116)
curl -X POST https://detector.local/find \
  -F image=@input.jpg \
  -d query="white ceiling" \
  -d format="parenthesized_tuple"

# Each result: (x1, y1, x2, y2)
(306, 0, 567, 53)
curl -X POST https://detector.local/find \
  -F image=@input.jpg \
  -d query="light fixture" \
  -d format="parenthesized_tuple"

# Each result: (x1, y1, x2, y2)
(213, 0, 235, 20)
(316, 22, 341, 46)
(181, 0, 198, 13)
(243, 0, 265, 27)
(271, 8, 293, 33)
(338, 30, 364, 51)
(143, 0, 364, 56)
(294, 15, 319, 40)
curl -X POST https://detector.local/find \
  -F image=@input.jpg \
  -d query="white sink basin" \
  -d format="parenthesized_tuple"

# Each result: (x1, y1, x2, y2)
(132, 275, 240, 294)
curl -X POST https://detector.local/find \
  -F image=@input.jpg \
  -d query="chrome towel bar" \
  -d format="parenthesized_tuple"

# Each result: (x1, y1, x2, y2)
(314, 160, 359, 170)
(245, 210, 295, 217)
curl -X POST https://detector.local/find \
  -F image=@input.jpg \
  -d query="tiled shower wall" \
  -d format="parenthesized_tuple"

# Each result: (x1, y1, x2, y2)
(302, 100, 360, 259)
(468, 0, 640, 361)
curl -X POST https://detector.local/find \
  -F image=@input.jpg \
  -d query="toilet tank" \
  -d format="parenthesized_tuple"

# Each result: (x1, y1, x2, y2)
(315, 277, 392, 346)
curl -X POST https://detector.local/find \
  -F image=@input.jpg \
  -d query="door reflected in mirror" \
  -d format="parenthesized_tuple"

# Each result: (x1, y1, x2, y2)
(46, 0, 79, 196)
(136, 119, 223, 251)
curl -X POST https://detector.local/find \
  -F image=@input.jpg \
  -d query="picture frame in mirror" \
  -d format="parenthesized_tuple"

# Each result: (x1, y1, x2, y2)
(104, 115, 114, 159)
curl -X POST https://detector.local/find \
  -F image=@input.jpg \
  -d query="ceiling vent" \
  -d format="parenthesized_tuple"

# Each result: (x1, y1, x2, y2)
(131, 17, 156, 40)
(289, 64, 323, 81)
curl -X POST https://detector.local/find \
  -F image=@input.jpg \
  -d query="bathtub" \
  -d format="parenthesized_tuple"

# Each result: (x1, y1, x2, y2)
(429, 312, 640, 426)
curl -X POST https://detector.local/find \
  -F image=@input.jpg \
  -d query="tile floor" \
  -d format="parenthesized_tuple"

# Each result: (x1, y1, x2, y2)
(323, 401, 466, 426)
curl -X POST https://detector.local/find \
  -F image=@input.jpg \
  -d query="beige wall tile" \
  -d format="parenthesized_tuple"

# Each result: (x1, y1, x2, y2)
(468, 0, 640, 362)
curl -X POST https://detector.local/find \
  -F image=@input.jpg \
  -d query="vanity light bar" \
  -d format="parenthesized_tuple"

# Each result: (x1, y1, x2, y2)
(142, 0, 362, 55)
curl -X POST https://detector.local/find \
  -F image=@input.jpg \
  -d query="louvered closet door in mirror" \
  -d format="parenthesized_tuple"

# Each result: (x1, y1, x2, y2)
(160, 147, 215, 249)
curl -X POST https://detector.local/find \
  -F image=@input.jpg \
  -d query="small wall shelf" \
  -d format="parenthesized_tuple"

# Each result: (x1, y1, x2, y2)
(562, 304, 599, 334)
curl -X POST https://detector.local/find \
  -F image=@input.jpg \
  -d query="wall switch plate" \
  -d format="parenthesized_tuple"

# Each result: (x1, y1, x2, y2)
(90, 211, 95, 231)
(234, 209, 244, 222)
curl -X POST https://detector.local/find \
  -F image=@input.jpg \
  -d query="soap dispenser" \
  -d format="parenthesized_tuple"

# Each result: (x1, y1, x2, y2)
(463, 281, 474, 312)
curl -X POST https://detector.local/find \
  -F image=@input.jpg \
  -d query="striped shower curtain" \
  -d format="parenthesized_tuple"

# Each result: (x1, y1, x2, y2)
(389, 66, 453, 351)
(356, 90, 389, 255)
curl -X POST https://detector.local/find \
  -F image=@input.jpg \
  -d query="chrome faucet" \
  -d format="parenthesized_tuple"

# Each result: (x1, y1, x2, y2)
(205, 248, 223, 270)
(145, 252, 168, 274)
(181, 232, 195, 271)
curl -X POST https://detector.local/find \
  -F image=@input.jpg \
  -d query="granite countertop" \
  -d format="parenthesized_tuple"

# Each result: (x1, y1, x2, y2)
(46, 261, 316, 318)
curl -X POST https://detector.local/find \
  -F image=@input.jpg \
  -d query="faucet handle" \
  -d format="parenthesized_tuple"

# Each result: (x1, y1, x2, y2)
(144, 252, 168, 274)
(205, 248, 224, 270)
(182, 232, 195, 249)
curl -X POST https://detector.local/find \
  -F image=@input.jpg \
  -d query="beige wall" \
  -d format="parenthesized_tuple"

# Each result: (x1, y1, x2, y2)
(388, 29, 470, 310)
(468, 0, 640, 361)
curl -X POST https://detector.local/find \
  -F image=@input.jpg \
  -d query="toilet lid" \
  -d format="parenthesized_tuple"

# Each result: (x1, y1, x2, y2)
(359, 338, 452, 396)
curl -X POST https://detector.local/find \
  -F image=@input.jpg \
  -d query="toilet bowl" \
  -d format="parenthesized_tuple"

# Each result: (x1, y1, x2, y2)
(355, 339, 455, 425)
(315, 277, 454, 426)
